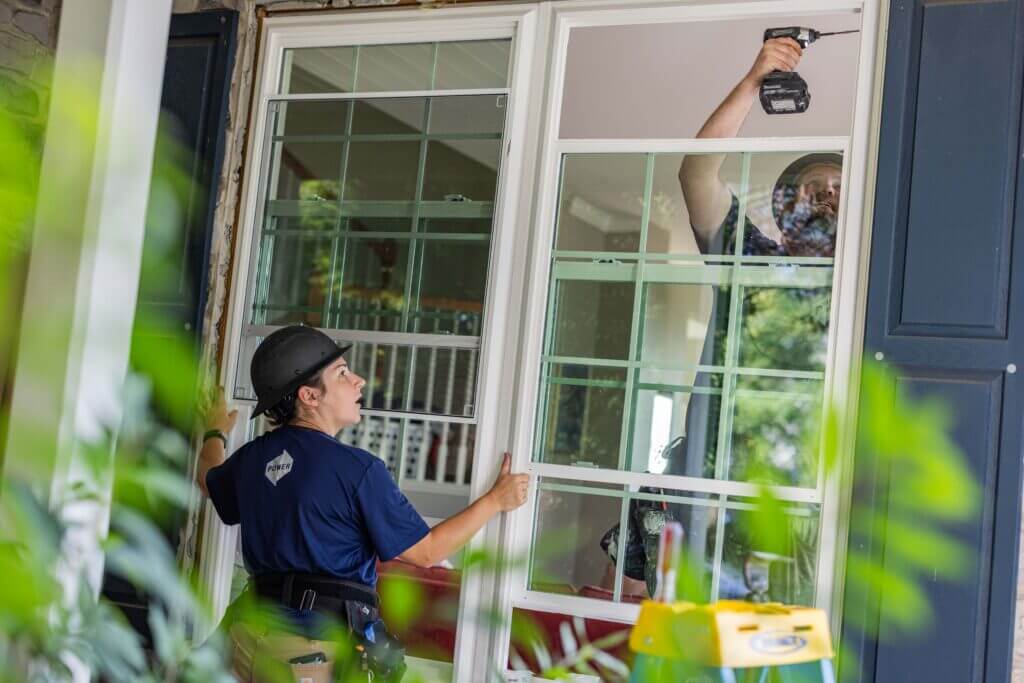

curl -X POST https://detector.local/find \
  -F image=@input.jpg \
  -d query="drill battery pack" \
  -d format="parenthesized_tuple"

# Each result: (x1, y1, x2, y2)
(759, 70, 811, 115)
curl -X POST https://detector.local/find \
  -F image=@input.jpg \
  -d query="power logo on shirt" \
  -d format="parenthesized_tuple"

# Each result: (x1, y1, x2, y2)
(265, 450, 293, 486)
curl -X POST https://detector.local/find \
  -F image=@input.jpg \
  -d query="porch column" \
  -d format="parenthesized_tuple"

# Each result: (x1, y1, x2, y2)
(1, 0, 172, 677)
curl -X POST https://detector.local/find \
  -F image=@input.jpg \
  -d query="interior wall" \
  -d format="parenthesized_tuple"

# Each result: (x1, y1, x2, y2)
(560, 11, 863, 139)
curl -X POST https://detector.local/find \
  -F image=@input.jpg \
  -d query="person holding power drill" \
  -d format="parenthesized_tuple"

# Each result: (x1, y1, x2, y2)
(197, 325, 530, 681)
(643, 35, 839, 600)
(678, 34, 843, 257)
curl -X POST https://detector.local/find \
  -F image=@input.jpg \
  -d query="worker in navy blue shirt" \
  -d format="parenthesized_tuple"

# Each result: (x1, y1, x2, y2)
(196, 325, 529, 680)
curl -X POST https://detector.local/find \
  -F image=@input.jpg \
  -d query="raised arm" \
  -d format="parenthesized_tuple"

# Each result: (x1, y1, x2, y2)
(399, 452, 528, 568)
(678, 37, 803, 250)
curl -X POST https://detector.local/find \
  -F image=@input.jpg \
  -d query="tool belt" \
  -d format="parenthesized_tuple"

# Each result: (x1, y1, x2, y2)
(245, 572, 406, 682)
(254, 572, 380, 614)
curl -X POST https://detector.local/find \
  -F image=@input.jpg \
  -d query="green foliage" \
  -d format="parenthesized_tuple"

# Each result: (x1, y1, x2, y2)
(0, 58, 234, 682)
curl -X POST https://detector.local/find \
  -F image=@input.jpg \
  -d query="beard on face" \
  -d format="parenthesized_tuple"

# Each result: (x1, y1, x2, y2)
(772, 185, 837, 257)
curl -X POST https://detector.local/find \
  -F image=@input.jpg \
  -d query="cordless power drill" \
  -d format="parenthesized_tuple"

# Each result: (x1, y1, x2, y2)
(759, 26, 859, 115)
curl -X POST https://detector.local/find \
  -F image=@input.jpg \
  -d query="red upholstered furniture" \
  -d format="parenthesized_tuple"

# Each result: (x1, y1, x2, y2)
(377, 561, 636, 670)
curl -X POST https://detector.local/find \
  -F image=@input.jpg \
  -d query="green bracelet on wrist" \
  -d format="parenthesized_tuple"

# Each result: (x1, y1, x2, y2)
(203, 429, 228, 448)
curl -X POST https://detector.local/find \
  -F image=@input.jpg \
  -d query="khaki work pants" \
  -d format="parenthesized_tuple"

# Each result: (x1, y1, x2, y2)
(230, 622, 341, 683)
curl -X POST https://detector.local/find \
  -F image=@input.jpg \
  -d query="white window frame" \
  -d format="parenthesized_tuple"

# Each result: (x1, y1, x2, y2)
(195, 0, 887, 679)
(196, 6, 544, 681)
(492, 0, 884, 671)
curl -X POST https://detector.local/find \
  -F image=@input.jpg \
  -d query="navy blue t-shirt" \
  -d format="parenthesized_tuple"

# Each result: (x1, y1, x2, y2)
(205, 424, 429, 587)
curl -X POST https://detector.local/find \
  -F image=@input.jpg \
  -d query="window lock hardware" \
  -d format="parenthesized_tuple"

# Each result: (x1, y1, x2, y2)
(593, 257, 623, 265)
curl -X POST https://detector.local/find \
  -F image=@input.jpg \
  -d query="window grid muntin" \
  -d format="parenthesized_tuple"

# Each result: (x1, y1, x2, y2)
(239, 40, 513, 489)
(532, 149, 838, 604)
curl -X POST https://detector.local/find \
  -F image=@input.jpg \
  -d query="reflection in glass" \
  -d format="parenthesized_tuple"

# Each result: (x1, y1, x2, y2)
(538, 364, 625, 469)
(677, 151, 844, 257)
(275, 100, 350, 137)
(351, 98, 425, 135)
(738, 286, 831, 372)
(435, 40, 510, 90)
(717, 504, 819, 605)
(747, 151, 843, 258)
(618, 491, 716, 601)
(282, 47, 356, 94)
(410, 347, 479, 419)
(429, 95, 506, 135)
(422, 139, 501, 202)
(411, 240, 489, 334)
(641, 281, 729, 369)
(530, 482, 624, 600)
(420, 217, 491, 235)
(344, 141, 420, 201)
(336, 238, 410, 332)
(346, 216, 413, 234)
(729, 376, 822, 488)
(550, 280, 633, 360)
(272, 141, 342, 201)
(555, 154, 646, 252)
(254, 221, 333, 327)
(355, 43, 434, 92)
(631, 385, 720, 479)
(418, 421, 476, 484)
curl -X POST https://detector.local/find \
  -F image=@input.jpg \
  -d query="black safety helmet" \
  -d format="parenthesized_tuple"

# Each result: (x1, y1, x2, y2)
(770, 152, 844, 227)
(250, 325, 351, 418)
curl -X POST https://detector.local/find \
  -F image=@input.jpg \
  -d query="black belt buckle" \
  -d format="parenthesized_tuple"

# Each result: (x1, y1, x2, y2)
(299, 588, 317, 611)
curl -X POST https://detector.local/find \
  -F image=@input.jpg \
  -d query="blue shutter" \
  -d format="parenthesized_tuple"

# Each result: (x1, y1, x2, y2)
(841, 1, 1024, 681)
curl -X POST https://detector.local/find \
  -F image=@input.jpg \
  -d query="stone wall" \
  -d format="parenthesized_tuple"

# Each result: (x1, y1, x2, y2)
(0, 0, 61, 149)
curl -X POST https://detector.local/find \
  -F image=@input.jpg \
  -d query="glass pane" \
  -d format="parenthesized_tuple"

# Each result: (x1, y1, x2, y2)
(352, 98, 425, 135)
(555, 154, 646, 252)
(647, 153, 702, 254)
(272, 141, 342, 201)
(549, 280, 633, 360)
(252, 218, 334, 327)
(346, 216, 414, 234)
(434, 40, 510, 90)
(355, 43, 434, 92)
(410, 239, 489, 333)
(641, 281, 729, 368)
(344, 141, 420, 201)
(537, 364, 625, 469)
(421, 217, 491, 235)
(282, 47, 356, 94)
(429, 95, 506, 135)
(335, 238, 410, 332)
(409, 347, 480, 419)
(411, 420, 476, 485)
(618, 489, 717, 601)
(746, 151, 843, 258)
(232, 333, 263, 401)
(738, 284, 831, 372)
(630, 381, 721, 479)
(718, 502, 819, 605)
(355, 342, 412, 413)
(530, 481, 624, 600)
(729, 376, 822, 488)
(275, 100, 350, 137)
(422, 139, 501, 202)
